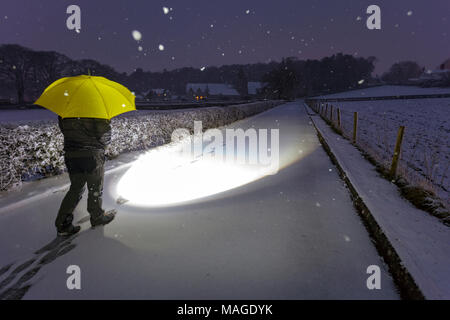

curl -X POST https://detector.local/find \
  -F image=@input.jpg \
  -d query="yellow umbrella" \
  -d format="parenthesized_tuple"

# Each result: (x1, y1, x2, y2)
(34, 75, 136, 119)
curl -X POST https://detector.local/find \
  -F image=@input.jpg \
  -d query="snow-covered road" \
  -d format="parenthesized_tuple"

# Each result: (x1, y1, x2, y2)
(0, 102, 399, 299)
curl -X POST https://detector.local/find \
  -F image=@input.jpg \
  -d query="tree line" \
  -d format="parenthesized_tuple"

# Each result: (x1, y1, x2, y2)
(0, 43, 430, 103)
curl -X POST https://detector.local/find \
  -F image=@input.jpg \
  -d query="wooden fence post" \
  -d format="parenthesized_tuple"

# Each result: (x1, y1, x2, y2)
(389, 126, 405, 178)
(325, 104, 328, 119)
(330, 105, 334, 122)
(337, 108, 341, 128)
(352, 112, 358, 144)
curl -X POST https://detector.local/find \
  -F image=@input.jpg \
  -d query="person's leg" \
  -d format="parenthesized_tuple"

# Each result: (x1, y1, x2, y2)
(55, 157, 87, 230)
(86, 153, 115, 227)
(86, 153, 105, 219)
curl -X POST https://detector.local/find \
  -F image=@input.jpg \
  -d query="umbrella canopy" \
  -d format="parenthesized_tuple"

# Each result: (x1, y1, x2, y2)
(34, 75, 136, 119)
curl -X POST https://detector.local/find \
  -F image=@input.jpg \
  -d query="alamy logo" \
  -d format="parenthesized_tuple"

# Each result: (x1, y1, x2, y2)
(171, 121, 280, 174)
(66, 265, 81, 290)
(366, 265, 381, 290)
(66, 5, 81, 32)
(366, 5, 381, 30)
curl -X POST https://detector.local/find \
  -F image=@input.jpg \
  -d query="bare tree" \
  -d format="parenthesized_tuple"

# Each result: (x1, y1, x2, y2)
(32, 51, 73, 85)
(0, 44, 35, 103)
(381, 61, 423, 84)
(71, 59, 123, 81)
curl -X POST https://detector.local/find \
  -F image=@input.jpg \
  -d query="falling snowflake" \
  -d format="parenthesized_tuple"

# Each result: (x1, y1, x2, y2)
(200, 66, 206, 71)
(245, 9, 250, 14)
(162, 7, 169, 14)
(315, 202, 321, 207)
(138, 46, 143, 51)
(356, 16, 362, 21)
(210, 24, 214, 28)
(158, 44, 165, 51)
(75, 29, 80, 34)
(407, 10, 413, 16)
(132, 30, 142, 41)
(64, 90, 69, 96)
(358, 79, 365, 84)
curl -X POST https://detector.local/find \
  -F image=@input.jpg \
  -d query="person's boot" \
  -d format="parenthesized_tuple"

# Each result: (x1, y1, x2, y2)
(91, 210, 116, 228)
(57, 224, 81, 237)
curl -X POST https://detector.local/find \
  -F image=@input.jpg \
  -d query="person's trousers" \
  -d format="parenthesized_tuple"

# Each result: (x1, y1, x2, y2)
(55, 152, 106, 230)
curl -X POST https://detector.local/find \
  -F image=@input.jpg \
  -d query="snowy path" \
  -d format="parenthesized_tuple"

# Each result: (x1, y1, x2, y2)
(0, 102, 399, 299)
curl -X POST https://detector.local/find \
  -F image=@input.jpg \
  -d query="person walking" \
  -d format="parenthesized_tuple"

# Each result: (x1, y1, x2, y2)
(55, 116, 115, 236)
(34, 74, 136, 237)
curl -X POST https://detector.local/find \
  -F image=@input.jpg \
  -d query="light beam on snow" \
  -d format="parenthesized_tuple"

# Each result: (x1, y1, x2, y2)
(115, 125, 316, 207)
(116, 151, 265, 206)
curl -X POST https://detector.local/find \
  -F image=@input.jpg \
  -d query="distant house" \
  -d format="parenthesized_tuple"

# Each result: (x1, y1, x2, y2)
(186, 83, 239, 100)
(408, 59, 450, 86)
(439, 58, 450, 70)
(140, 88, 171, 101)
(247, 82, 265, 96)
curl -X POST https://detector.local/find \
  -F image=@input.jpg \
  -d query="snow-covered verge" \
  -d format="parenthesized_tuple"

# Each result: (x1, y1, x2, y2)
(314, 85, 450, 99)
(308, 98, 450, 217)
(305, 103, 450, 299)
(0, 101, 281, 191)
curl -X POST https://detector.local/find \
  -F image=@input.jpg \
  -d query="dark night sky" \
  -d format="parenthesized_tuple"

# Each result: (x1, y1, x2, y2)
(1, 0, 449, 75)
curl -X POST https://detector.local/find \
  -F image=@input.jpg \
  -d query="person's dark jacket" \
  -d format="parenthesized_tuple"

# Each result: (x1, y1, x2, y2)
(58, 116, 111, 157)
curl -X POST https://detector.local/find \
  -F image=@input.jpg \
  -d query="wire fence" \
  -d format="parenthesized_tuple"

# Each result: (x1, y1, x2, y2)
(305, 99, 450, 208)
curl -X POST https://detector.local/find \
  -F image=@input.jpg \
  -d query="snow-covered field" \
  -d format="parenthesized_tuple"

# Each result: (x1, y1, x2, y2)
(315, 85, 450, 99)
(0, 101, 280, 192)
(0, 109, 58, 123)
(323, 98, 449, 204)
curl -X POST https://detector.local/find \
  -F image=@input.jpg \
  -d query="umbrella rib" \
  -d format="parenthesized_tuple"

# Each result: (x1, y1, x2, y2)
(96, 80, 134, 105)
(90, 78, 110, 119)
(64, 78, 89, 112)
